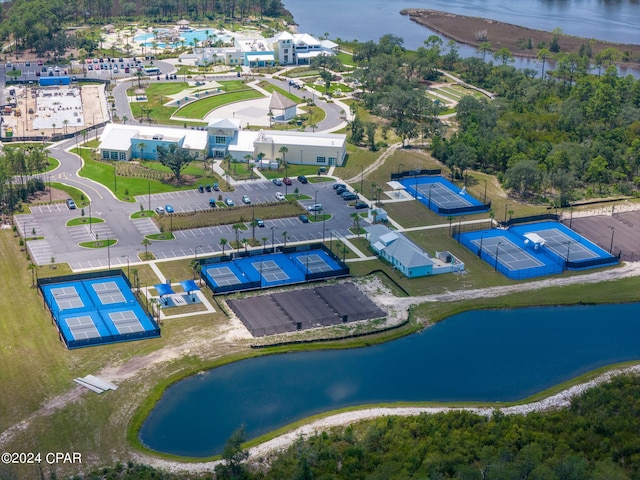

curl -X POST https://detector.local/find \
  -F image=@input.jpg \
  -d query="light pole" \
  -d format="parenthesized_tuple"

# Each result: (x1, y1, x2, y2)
(148, 179, 151, 212)
(609, 226, 615, 253)
(478, 232, 485, 258)
(414, 172, 418, 199)
(322, 208, 327, 243)
(428, 184, 433, 210)
(270, 226, 276, 253)
(504, 203, 510, 224)
(314, 191, 318, 221)
(457, 216, 465, 242)
(360, 166, 364, 195)
(48, 175, 52, 203)
(88, 202, 92, 234)
(483, 179, 487, 204)
(396, 163, 404, 178)
(194, 245, 203, 262)
(494, 241, 503, 272)
(107, 237, 111, 271)
(122, 255, 130, 279)
(565, 241, 572, 271)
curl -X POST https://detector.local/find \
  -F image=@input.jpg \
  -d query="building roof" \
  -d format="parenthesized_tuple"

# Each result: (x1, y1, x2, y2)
(293, 33, 321, 47)
(364, 224, 391, 244)
(208, 117, 242, 130)
(364, 224, 434, 269)
(271, 32, 295, 42)
(254, 129, 346, 149)
(269, 91, 296, 110)
(384, 237, 434, 269)
(99, 124, 208, 153)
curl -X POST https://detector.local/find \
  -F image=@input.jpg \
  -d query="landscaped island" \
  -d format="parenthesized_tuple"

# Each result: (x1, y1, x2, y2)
(400, 8, 640, 61)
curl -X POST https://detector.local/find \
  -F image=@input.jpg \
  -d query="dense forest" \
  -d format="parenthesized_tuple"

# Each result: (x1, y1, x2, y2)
(62, 373, 640, 479)
(349, 35, 640, 206)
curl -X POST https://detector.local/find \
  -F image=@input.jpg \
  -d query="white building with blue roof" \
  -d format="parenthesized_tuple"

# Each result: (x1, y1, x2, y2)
(364, 224, 464, 277)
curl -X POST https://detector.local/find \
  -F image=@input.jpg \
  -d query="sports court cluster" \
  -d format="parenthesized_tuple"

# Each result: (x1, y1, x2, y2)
(39, 271, 159, 349)
(200, 244, 349, 294)
(458, 221, 618, 280)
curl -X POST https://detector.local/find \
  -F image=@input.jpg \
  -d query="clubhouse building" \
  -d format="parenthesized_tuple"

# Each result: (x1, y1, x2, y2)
(181, 31, 339, 68)
(98, 118, 347, 166)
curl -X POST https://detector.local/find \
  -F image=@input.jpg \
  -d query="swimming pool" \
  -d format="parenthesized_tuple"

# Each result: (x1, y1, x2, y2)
(134, 29, 232, 48)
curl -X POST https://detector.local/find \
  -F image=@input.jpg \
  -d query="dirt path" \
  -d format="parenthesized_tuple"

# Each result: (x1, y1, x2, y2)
(343, 142, 403, 185)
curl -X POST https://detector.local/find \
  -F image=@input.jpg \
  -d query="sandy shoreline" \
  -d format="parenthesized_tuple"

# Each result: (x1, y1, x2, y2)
(400, 9, 640, 61)
(135, 363, 640, 474)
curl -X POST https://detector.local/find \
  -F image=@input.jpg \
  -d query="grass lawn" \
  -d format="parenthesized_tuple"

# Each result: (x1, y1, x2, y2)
(175, 89, 264, 120)
(257, 80, 302, 104)
(74, 149, 225, 201)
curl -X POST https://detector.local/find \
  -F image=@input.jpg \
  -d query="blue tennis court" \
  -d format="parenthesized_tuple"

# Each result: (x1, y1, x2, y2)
(400, 176, 490, 216)
(459, 221, 618, 280)
(201, 245, 349, 294)
(39, 272, 160, 349)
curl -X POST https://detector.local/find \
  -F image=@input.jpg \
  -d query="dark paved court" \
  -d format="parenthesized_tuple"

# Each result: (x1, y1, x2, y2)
(564, 211, 640, 261)
(227, 282, 386, 337)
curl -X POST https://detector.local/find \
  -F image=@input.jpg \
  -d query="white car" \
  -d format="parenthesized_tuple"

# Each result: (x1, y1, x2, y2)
(224, 198, 235, 206)
(155, 206, 165, 215)
(241, 195, 251, 204)
(275, 192, 285, 201)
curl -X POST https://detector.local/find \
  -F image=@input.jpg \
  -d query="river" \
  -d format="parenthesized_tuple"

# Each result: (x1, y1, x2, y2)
(283, 0, 640, 49)
(139, 303, 640, 457)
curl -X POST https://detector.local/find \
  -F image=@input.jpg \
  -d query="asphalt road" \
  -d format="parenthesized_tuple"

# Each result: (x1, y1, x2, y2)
(19, 137, 364, 270)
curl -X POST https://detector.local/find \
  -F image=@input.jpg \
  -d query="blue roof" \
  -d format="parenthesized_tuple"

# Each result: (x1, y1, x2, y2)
(179, 279, 200, 294)
(154, 283, 175, 297)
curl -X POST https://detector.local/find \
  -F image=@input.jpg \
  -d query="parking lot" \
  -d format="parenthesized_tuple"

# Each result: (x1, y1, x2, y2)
(21, 175, 366, 270)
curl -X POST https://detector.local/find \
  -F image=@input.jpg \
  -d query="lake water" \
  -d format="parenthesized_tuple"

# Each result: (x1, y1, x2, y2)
(139, 303, 640, 457)
(283, 0, 640, 49)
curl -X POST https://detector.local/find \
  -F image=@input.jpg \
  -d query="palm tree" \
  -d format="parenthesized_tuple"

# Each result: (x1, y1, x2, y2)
(232, 224, 242, 250)
(279, 146, 288, 176)
(250, 219, 259, 240)
(141, 237, 151, 257)
(282, 230, 288, 248)
(241, 238, 249, 254)
(62, 119, 69, 135)
(537, 47, 551, 79)
(137, 142, 146, 160)
(220, 237, 228, 255)
(261, 237, 268, 252)
(351, 212, 361, 238)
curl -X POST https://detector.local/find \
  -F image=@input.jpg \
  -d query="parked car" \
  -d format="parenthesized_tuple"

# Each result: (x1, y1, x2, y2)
(299, 214, 309, 223)
(155, 206, 165, 215)
(224, 198, 235, 206)
(333, 183, 346, 190)
(213, 183, 220, 191)
(242, 195, 251, 204)
(336, 186, 347, 195)
(165, 204, 174, 213)
(256, 218, 265, 227)
(283, 177, 292, 185)
(66, 199, 76, 210)
(341, 192, 358, 201)
(205, 184, 212, 192)
(272, 178, 283, 186)
(307, 204, 323, 212)
(297, 175, 308, 184)
(354, 201, 369, 209)
(209, 199, 217, 208)
(275, 192, 285, 201)
(197, 184, 204, 193)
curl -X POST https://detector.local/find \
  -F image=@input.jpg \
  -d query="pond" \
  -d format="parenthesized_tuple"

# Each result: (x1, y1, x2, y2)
(139, 303, 640, 457)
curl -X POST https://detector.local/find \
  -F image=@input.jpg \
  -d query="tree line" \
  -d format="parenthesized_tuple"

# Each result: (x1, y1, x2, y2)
(345, 35, 640, 205)
(0, 145, 50, 214)
(0, 0, 286, 59)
